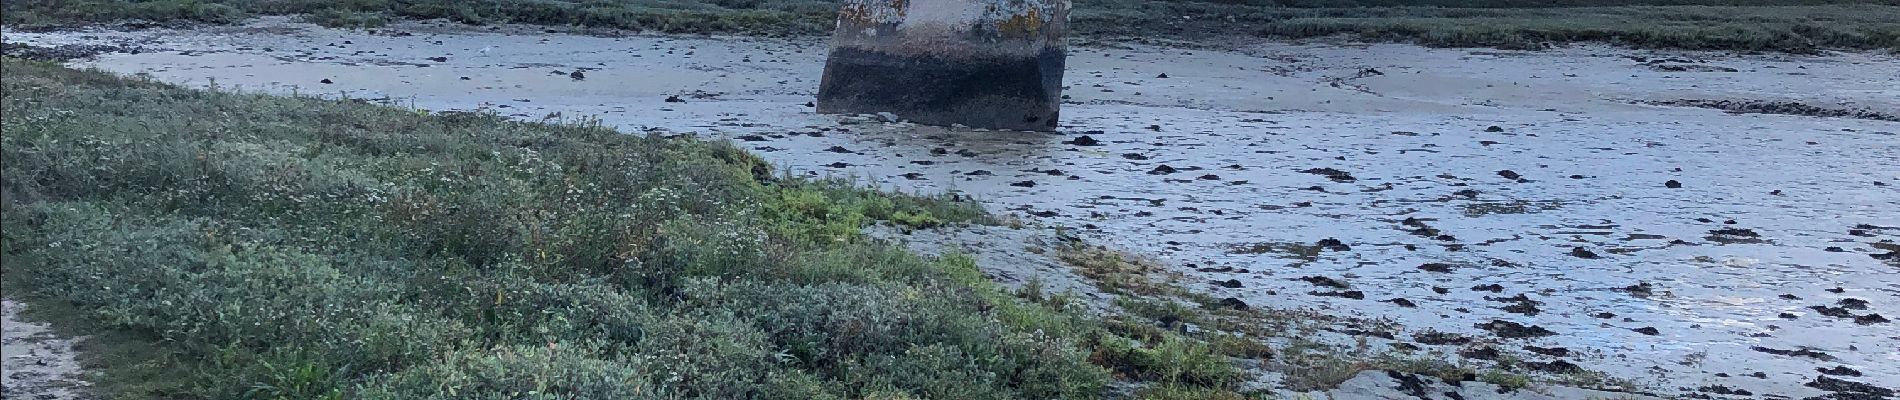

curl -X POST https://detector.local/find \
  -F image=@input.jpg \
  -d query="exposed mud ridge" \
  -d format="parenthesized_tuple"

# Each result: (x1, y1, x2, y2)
(1649, 99, 1900, 122)
(0, 42, 143, 61)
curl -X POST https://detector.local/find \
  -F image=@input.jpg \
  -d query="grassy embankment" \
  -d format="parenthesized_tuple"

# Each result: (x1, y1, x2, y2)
(0, 58, 1265, 399)
(3, 0, 1899, 51)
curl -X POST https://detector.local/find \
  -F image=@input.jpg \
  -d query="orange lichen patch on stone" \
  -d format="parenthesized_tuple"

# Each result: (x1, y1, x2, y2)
(837, 4, 873, 24)
(837, 0, 907, 25)
(994, 8, 1043, 38)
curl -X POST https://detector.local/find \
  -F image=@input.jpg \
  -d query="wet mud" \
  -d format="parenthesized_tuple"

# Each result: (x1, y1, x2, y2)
(2, 300, 91, 400)
(5, 17, 1898, 398)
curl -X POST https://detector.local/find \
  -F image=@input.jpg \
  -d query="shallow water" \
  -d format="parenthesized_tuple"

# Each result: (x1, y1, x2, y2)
(7, 17, 1897, 398)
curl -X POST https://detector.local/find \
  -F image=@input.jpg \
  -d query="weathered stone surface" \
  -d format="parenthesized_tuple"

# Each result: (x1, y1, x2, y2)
(816, 0, 1069, 131)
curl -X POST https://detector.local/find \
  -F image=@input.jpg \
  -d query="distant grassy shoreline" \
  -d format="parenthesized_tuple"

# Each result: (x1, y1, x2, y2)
(4, 0, 1898, 52)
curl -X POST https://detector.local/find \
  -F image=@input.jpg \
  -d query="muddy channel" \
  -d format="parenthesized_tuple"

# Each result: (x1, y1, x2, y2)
(5, 17, 1897, 399)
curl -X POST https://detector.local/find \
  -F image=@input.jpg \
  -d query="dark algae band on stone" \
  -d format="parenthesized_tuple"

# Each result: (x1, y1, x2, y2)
(817, 46, 1065, 131)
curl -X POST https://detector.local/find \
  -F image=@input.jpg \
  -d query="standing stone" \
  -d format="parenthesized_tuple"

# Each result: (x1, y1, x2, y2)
(816, 0, 1069, 131)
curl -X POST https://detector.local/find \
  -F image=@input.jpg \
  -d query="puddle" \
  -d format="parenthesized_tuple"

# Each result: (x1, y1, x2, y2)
(6, 17, 1898, 397)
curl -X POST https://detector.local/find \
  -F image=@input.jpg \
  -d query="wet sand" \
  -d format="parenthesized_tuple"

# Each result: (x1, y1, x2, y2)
(5, 17, 1897, 398)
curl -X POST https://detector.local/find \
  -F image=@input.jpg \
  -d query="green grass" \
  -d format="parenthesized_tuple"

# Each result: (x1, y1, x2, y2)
(0, 59, 1254, 399)
(3, 0, 1898, 51)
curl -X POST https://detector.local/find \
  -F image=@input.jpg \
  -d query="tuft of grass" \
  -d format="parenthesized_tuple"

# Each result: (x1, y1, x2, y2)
(0, 58, 1144, 399)
(1135, 384, 1254, 400)
(1482, 369, 1535, 391)
(1055, 240, 1184, 296)
(1278, 356, 1375, 391)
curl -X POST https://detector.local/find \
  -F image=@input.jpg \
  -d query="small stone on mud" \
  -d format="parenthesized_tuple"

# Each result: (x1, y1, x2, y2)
(1696, 385, 1753, 396)
(1197, 174, 1220, 181)
(1065, 135, 1102, 146)
(1300, 167, 1357, 182)
(1417, 263, 1457, 273)
(1475, 319, 1556, 338)
(823, 162, 850, 168)
(1632, 326, 1660, 336)
(1310, 290, 1366, 300)
(1155, 73, 1169, 78)
(1460, 346, 1501, 360)
(1854, 313, 1889, 325)
(1148, 165, 1178, 175)
(823, 146, 854, 153)
(1499, 302, 1541, 316)
(1121, 153, 1150, 160)
(1593, 312, 1616, 319)
(1751, 346, 1837, 361)
(1569, 247, 1601, 259)
(1471, 284, 1504, 293)
(1432, 287, 1450, 294)
(320, 78, 334, 84)
(1219, 297, 1248, 310)
(1486, 126, 1505, 132)
(1826, 287, 1845, 293)
(1622, 281, 1655, 297)
(1665, 179, 1682, 188)
(1780, 294, 1802, 300)
(1299, 276, 1350, 289)
(1385, 298, 1418, 308)
(665, 95, 684, 103)
(1214, 279, 1243, 288)
(427, 56, 448, 62)
(1497, 170, 1521, 180)
(1525, 345, 1570, 357)
(1413, 330, 1472, 345)
(1524, 360, 1583, 374)
(1805, 376, 1895, 398)
(1316, 238, 1351, 251)
(1838, 298, 1870, 310)
(1817, 366, 1863, 377)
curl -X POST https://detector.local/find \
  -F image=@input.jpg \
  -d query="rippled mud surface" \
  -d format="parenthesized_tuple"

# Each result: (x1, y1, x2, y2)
(7, 17, 1897, 398)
